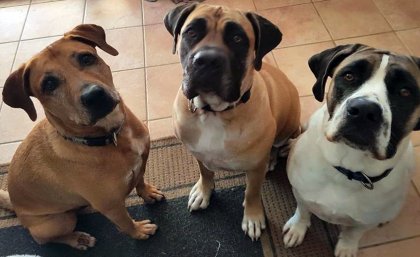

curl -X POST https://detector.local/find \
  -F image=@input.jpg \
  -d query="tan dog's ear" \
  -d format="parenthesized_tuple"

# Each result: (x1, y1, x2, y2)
(64, 24, 118, 56)
(309, 44, 366, 102)
(246, 13, 282, 71)
(164, 3, 197, 54)
(2, 65, 37, 121)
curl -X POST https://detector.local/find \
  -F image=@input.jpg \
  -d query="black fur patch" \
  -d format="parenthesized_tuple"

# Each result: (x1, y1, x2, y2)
(384, 57, 420, 157)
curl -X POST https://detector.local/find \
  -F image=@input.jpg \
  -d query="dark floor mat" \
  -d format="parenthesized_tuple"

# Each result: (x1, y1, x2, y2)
(0, 186, 263, 257)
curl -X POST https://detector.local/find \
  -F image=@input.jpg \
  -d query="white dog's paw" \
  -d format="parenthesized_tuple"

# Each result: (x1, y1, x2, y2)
(242, 213, 266, 241)
(282, 213, 310, 248)
(335, 239, 359, 257)
(188, 181, 213, 212)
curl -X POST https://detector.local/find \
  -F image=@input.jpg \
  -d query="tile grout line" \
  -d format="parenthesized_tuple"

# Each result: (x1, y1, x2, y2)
(360, 234, 420, 250)
(141, 0, 149, 124)
(82, 0, 87, 24)
(311, 1, 335, 47)
(370, 0, 411, 55)
(411, 180, 420, 198)
(2, 0, 32, 113)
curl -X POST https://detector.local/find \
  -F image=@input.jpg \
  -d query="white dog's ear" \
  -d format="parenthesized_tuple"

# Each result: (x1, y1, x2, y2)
(246, 13, 282, 71)
(309, 44, 366, 102)
(164, 3, 197, 54)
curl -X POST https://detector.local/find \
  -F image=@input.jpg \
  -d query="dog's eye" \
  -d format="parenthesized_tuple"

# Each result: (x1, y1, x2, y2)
(399, 88, 411, 97)
(344, 73, 354, 81)
(233, 35, 242, 43)
(187, 29, 197, 38)
(42, 76, 60, 93)
(78, 53, 97, 67)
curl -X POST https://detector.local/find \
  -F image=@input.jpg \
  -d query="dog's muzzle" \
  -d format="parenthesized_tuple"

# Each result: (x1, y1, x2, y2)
(81, 84, 119, 122)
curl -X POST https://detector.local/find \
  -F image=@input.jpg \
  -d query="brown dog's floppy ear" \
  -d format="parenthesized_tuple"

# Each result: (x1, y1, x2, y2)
(246, 13, 282, 71)
(309, 44, 366, 102)
(64, 24, 118, 56)
(164, 3, 197, 54)
(2, 65, 37, 121)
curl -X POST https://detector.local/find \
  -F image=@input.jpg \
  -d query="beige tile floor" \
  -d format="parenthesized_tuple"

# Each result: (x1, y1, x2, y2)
(0, 0, 419, 254)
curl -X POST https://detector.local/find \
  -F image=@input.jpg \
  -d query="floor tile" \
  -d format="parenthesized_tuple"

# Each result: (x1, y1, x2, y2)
(412, 146, 420, 194)
(273, 41, 335, 96)
(148, 117, 174, 140)
(13, 36, 61, 70)
(315, 0, 391, 40)
(253, 0, 310, 10)
(144, 23, 180, 67)
(359, 236, 420, 257)
(360, 185, 420, 247)
(85, 0, 142, 30)
(412, 132, 420, 147)
(397, 28, 420, 56)
(31, 0, 62, 3)
(0, 99, 44, 143)
(98, 27, 144, 71)
(21, 0, 84, 40)
(335, 32, 409, 55)
(205, 0, 256, 11)
(299, 95, 323, 125)
(262, 52, 278, 67)
(142, 0, 176, 25)
(373, 0, 420, 30)
(0, 42, 18, 88)
(0, 0, 29, 7)
(112, 69, 146, 121)
(0, 5, 28, 43)
(259, 4, 331, 48)
(146, 63, 182, 120)
(0, 141, 21, 164)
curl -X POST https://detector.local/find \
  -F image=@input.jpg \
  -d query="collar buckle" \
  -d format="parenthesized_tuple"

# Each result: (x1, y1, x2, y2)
(359, 172, 374, 190)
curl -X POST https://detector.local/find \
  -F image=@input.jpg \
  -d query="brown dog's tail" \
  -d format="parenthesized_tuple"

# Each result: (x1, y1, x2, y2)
(0, 190, 13, 210)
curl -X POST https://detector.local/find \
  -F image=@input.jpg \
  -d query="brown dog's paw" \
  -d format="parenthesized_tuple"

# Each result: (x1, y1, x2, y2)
(137, 183, 165, 204)
(60, 231, 96, 250)
(131, 220, 158, 240)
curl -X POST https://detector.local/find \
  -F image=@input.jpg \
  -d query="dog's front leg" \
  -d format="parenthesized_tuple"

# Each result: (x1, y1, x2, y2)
(136, 160, 165, 204)
(335, 225, 372, 257)
(188, 160, 215, 211)
(242, 160, 268, 241)
(96, 202, 157, 240)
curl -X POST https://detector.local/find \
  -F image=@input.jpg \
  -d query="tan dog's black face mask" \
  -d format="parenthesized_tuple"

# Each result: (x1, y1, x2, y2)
(2, 24, 120, 127)
(165, 4, 282, 103)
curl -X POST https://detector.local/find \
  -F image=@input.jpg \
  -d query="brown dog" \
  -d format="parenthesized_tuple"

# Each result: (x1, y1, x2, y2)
(165, 4, 301, 240)
(0, 24, 164, 250)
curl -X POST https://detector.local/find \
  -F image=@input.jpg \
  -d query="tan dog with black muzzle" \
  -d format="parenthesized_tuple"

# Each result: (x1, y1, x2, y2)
(0, 24, 164, 250)
(165, 4, 301, 240)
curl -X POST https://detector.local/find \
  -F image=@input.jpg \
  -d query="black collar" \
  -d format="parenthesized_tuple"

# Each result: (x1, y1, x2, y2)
(189, 88, 251, 113)
(59, 121, 124, 147)
(333, 166, 393, 190)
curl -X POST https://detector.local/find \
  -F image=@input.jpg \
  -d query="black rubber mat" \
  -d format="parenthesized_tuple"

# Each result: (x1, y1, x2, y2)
(0, 186, 263, 257)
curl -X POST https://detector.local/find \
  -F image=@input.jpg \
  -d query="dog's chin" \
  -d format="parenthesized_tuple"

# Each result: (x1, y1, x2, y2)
(92, 104, 124, 130)
(192, 94, 231, 112)
(325, 131, 388, 160)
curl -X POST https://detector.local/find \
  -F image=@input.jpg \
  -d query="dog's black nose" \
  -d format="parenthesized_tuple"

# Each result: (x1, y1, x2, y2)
(81, 84, 118, 122)
(346, 97, 383, 123)
(192, 49, 225, 70)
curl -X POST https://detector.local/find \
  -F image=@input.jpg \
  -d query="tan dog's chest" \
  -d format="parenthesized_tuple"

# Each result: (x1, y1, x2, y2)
(178, 111, 271, 172)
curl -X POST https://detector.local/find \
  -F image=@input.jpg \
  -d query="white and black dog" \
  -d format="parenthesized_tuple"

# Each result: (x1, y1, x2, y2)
(283, 44, 420, 257)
